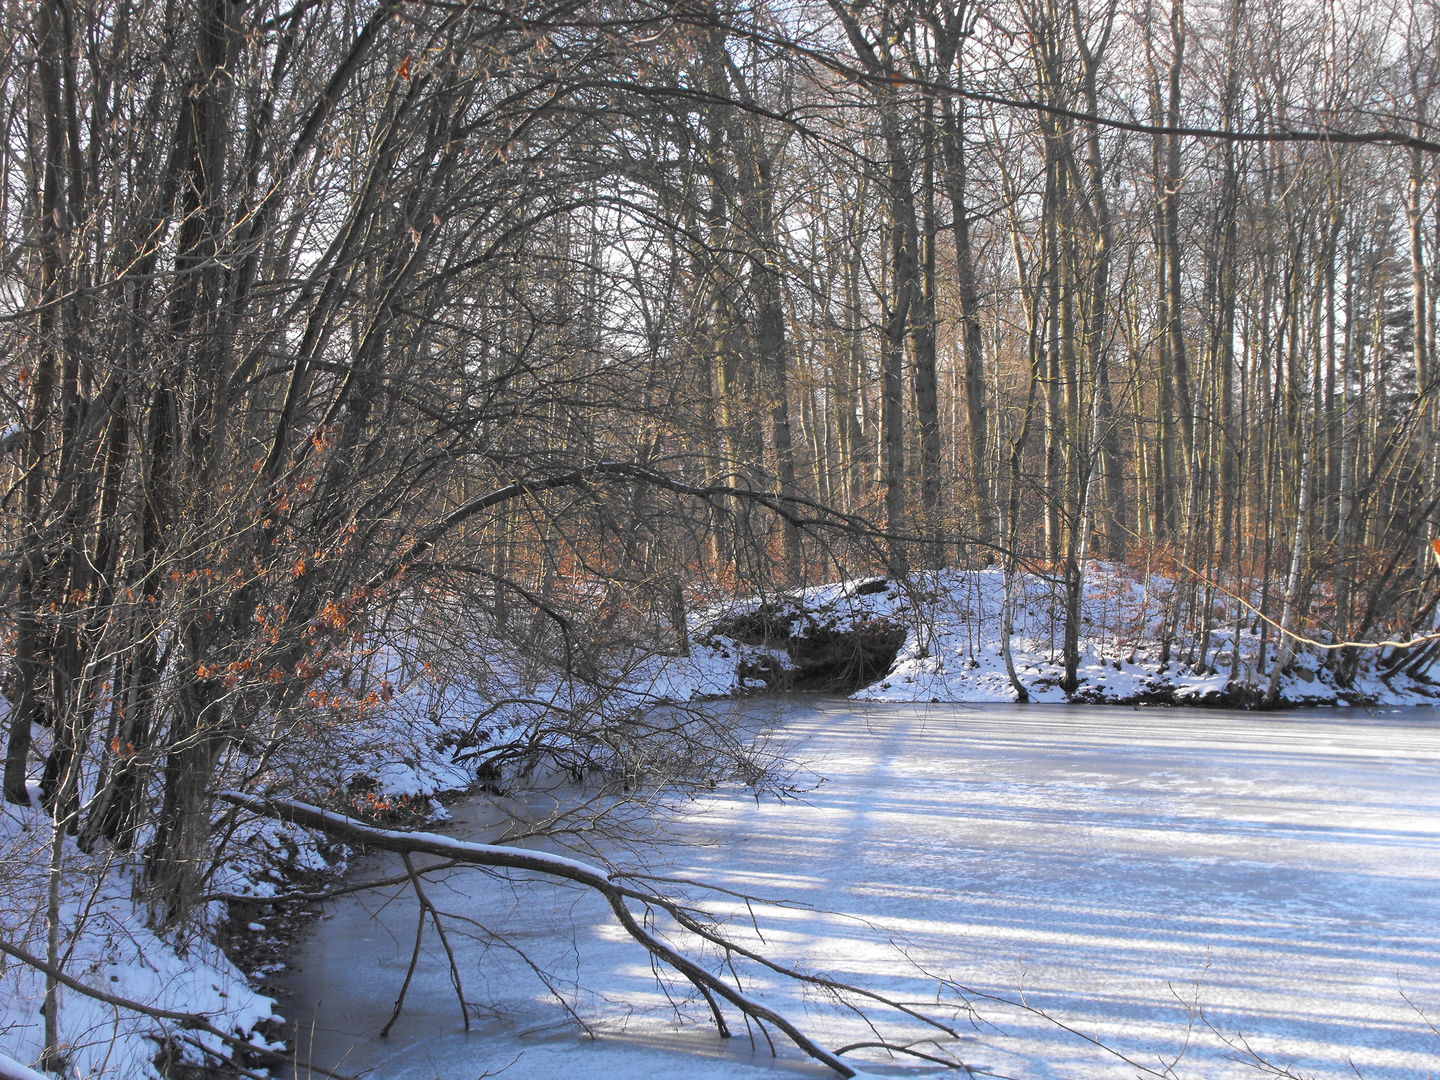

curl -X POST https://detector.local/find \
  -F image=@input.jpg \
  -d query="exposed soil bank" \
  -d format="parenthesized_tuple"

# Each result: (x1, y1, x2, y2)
(707, 581, 907, 693)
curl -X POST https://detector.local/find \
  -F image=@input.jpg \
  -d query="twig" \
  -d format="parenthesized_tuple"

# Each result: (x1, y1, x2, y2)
(378, 864, 426, 1038)
(402, 852, 470, 1032)
(832, 1038, 972, 1070)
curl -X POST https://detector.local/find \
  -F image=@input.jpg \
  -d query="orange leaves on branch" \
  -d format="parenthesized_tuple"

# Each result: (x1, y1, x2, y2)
(318, 600, 348, 629)
(253, 601, 288, 645)
(307, 686, 357, 716)
(355, 791, 416, 820)
(166, 566, 221, 588)
(305, 680, 387, 718)
(195, 657, 255, 689)
(310, 425, 337, 453)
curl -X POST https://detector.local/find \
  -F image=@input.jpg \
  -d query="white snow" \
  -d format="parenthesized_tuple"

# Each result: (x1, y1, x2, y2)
(659, 569, 1440, 707)
(275, 697, 1440, 1080)
(0, 1051, 48, 1080)
(0, 800, 280, 1078)
(7, 564, 1440, 1079)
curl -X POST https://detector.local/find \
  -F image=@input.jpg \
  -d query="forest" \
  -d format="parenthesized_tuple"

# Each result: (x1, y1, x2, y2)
(4, 0, 1440, 1075)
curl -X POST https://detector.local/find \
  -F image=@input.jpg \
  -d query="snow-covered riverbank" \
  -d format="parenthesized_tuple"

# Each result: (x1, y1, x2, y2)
(6, 564, 1440, 1079)
(276, 698, 1440, 1080)
(663, 569, 1440, 708)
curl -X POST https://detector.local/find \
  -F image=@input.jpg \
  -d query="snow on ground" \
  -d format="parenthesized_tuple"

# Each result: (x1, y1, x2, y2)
(0, 790, 283, 1078)
(0, 627, 757, 1078)
(6, 566, 1439, 1079)
(667, 568, 1440, 707)
(0, 647, 482, 1076)
(275, 697, 1440, 1080)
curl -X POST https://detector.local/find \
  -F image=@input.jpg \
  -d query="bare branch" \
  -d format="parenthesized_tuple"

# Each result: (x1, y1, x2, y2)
(217, 790, 971, 1079)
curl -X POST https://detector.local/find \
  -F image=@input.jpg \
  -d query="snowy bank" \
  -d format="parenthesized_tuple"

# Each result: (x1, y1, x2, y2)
(6, 564, 1438, 1079)
(666, 567, 1440, 708)
(0, 795, 283, 1078)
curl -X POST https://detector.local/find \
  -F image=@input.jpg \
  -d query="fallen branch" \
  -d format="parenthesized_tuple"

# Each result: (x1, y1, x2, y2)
(218, 790, 968, 1078)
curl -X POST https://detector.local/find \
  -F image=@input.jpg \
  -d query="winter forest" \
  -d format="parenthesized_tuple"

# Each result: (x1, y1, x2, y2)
(5, 0, 1440, 1076)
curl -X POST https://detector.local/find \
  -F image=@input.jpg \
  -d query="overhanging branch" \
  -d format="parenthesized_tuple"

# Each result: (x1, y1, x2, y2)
(217, 790, 967, 1078)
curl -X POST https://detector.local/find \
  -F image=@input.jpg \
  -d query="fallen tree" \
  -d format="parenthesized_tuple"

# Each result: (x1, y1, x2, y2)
(217, 790, 969, 1078)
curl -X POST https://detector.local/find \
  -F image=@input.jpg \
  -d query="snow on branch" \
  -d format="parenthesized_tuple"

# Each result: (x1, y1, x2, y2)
(0, 1052, 47, 1080)
(216, 790, 967, 1078)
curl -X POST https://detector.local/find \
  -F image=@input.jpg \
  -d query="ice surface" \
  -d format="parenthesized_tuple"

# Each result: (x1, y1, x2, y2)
(276, 698, 1440, 1079)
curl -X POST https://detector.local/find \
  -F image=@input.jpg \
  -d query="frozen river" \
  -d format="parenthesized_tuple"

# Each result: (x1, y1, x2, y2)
(276, 699, 1440, 1079)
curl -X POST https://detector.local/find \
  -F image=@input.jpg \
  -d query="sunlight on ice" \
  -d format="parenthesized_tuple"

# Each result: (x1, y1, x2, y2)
(278, 699, 1440, 1080)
